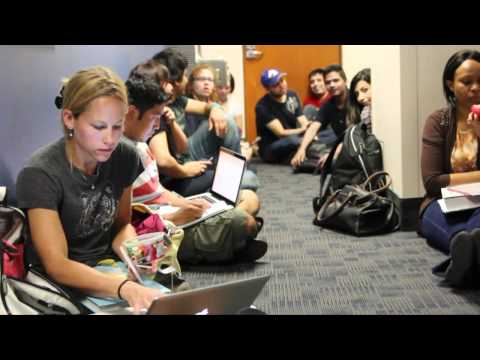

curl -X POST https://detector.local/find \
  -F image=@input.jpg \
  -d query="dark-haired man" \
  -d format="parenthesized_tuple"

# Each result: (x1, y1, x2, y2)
(291, 64, 349, 169)
(255, 68, 312, 164)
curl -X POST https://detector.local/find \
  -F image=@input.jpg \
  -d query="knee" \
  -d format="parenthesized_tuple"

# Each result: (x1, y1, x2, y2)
(303, 105, 319, 121)
(241, 170, 260, 192)
(239, 189, 260, 214)
(286, 135, 302, 147)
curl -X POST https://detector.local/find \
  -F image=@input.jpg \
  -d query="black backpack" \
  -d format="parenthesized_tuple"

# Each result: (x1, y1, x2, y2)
(314, 123, 386, 212)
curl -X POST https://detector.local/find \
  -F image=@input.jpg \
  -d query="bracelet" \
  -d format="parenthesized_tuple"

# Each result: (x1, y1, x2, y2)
(117, 279, 131, 300)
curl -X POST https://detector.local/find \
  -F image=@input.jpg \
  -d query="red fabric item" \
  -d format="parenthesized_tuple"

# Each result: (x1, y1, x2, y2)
(2, 242, 25, 279)
(133, 213, 166, 235)
(303, 93, 332, 109)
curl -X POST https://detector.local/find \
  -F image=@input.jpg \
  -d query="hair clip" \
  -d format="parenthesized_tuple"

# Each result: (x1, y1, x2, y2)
(55, 86, 65, 109)
(55, 95, 63, 109)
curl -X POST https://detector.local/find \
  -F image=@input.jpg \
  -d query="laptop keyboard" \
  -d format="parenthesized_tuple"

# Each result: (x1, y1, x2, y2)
(198, 195, 216, 204)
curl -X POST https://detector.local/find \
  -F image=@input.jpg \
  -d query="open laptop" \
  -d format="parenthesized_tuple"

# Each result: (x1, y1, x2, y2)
(147, 275, 270, 315)
(155, 147, 247, 229)
(99, 275, 270, 315)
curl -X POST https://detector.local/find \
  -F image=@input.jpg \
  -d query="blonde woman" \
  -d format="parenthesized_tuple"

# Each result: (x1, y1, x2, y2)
(16, 66, 165, 313)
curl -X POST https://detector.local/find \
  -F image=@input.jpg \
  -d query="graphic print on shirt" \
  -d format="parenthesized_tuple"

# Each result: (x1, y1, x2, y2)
(286, 96, 299, 115)
(76, 183, 117, 238)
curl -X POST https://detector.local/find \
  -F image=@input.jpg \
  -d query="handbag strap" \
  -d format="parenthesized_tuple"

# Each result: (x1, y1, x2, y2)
(361, 171, 392, 194)
(316, 189, 356, 225)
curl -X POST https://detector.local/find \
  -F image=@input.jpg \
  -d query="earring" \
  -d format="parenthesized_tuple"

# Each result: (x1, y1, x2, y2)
(68, 129, 74, 139)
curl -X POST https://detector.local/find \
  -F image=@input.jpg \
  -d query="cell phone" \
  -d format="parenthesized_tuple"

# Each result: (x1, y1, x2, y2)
(471, 104, 480, 116)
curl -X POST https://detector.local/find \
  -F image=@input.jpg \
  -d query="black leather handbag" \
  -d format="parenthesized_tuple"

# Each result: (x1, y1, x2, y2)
(313, 172, 399, 236)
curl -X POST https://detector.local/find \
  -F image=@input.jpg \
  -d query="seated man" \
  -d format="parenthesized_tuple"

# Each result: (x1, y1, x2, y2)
(184, 63, 259, 191)
(303, 68, 337, 147)
(291, 64, 350, 169)
(303, 68, 332, 120)
(148, 48, 257, 196)
(124, 60, 267, 265)
(255, 68, 311, 164)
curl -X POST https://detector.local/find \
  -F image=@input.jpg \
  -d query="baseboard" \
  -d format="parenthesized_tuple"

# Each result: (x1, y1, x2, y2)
(387, 190, 422, 232)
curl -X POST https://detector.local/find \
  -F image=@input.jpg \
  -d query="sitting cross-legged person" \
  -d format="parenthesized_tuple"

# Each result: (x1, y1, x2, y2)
(15, 66, 167, 313)
(183, 63, 260, 191)
(255, 68, 312, 165)
(419, 49, 480, 289)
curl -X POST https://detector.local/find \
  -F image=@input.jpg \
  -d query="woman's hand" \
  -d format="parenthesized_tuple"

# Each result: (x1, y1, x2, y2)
(119, 280, 166, 314)
(317, 153, 329, 169)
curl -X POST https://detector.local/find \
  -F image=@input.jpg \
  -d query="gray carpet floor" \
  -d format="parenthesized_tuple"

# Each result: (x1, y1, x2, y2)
(183, 161, 480, 314)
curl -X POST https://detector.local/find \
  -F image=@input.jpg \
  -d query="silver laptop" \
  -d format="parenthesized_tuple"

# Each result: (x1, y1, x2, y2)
(147, 275, 270, 315)
(160, 147, 247, 229)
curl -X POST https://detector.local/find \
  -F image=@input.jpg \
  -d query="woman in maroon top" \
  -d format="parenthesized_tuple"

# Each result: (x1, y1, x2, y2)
(420, 49, 480, 288)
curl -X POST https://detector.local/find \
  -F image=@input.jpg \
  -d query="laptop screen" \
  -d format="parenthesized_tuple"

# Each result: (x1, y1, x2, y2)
(211, 148, 246, 204)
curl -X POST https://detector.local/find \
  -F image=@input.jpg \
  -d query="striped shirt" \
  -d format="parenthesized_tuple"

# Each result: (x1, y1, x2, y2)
(132, 142, 169, 205)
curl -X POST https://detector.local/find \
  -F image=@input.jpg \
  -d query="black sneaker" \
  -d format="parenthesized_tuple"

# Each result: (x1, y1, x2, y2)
(445, 230, 476, 288)
(471, 228, 480, 281)
(255, 217, 264, 235)
(236, 240, 268, 262)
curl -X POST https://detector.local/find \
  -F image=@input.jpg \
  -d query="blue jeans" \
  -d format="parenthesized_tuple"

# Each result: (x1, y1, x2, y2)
(187, 115, 241, 161)
(316, 128, 337, 147)
(304, 105, 320, 122)
(186, 115, 260, 191)
(421, 200, 480, 254)
(262, 135, 303, 163)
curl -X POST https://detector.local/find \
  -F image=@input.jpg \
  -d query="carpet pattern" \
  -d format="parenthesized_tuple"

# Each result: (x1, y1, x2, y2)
(183, 162, 480, 314)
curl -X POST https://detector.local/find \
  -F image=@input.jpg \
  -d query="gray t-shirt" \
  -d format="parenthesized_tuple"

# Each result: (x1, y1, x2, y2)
(16, 137, 142, 267)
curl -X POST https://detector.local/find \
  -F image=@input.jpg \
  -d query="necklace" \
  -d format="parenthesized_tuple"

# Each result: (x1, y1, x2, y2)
(65, 141, 100, 190)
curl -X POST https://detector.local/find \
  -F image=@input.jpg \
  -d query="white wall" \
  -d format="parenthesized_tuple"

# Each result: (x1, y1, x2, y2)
(198, 45, 245, 130)
(343, 45, 415, 197)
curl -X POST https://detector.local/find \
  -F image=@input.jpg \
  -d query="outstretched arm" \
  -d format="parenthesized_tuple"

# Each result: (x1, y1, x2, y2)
(149, 132, 212, 178)
(266, 118, 309, 138)
(291, 122, 321, 168)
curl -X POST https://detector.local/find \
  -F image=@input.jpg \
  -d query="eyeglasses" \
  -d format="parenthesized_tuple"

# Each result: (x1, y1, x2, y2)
(193, 77, 214, 83)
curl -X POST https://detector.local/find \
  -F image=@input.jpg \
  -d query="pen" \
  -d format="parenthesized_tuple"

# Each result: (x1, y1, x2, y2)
(119, 246, 144, 285)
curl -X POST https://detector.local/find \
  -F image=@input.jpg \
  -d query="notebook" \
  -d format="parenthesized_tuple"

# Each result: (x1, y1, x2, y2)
(438, 182, 480, 213)
(155, 147, 247, 228)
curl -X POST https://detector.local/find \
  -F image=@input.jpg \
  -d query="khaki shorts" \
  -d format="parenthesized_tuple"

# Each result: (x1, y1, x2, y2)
(180, 208, 251, 264)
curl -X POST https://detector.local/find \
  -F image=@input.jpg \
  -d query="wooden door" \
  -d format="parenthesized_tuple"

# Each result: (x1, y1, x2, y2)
(243, 45, 341, 142)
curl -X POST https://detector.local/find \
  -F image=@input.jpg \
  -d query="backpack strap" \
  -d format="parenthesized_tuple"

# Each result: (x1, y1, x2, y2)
(316, 130, 346, 203)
